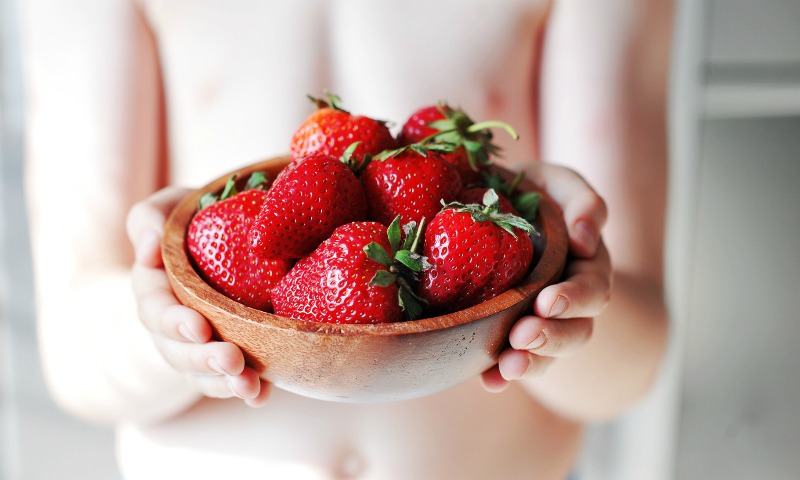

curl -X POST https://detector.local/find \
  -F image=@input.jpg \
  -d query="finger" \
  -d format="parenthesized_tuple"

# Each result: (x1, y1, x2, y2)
(497, 349, 555, 381)
(132, 263, 213, 343)
(480, 364, 510, 393)
(187, 367, 263, 401)
(126, 186, 191, 243)
(527, 163, 607, 258)
(127, 187, 191, 268)
(245, 378, 272, 407)
(152, 336, 245, 376)
(534, 240, 611, 319)
(133, 227, 165, 269)
(507, 316, 594, 358)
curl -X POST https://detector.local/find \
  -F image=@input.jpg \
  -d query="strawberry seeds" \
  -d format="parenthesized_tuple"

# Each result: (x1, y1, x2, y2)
(187, 94, 540, 324)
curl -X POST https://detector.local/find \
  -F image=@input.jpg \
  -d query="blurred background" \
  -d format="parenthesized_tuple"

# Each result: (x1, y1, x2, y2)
(1, 0, 798, 479)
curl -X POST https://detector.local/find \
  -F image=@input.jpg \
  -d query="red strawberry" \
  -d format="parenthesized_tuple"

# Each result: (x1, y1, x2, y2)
(248, 153, 367, 259)
(418, 189, 535, 313)
(360, 147, 462, 228)
(272, 219, 428, 324)
(290, 93, 396, 170)
(188, 174, 293, 311)
(398, 103, 518, 186)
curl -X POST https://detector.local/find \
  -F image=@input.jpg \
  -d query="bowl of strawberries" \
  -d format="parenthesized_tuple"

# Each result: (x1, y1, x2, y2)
(162, 95, 569, 403)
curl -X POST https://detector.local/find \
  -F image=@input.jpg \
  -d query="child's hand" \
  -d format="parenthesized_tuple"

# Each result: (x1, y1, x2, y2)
(127, 187, 271, 407)
(481, 163, 611, 391)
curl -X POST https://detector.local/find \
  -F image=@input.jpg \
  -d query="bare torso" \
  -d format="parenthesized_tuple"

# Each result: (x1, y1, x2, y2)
(120, 1, 582, 479)
(119, 380, 581, 479)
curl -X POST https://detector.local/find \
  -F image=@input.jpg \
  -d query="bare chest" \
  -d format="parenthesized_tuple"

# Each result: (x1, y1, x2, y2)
(138, 0, 548, 185)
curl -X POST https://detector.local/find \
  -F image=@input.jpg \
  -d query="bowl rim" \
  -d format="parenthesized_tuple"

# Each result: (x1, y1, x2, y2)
(162, 156, 569, 337)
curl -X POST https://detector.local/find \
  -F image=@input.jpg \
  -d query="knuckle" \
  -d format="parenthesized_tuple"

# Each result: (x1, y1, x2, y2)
(140, 290, 173, 330)
(586, 191, 608, 220)
(190, 344, 216, 373)
(126, 201, 150, 237)
(541, 327, 562, 353)
(188, 376, 233, 399)
(526, 355, 554, 377)
(151, 336, 182, 370)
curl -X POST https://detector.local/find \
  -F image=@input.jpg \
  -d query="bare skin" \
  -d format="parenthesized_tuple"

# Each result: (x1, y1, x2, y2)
(19, 0, 672, 478)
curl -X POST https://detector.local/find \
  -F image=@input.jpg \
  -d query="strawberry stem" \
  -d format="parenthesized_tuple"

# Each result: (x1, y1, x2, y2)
(364, 217, 431, 320)
(390, 111, 519, 172)
(444, 188, 537, 238)
(307, 92, 348, 113)
(466, 120, 519, 140)
(197, 172, 268, 211)
(482, 171, 541, 223)
(340, 141, 372, 175)
(409, 217, 426, 253)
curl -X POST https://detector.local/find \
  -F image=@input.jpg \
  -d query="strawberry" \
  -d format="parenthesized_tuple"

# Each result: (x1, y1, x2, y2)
(360, 146, 462, 228)
(418, 189, 535, 313)
(272, 218, 428, 324)
(248, 152, 367, 259)
(290, 93, 396, 170)
(398, 103, 518, 186)
(188, 173, 293, 311)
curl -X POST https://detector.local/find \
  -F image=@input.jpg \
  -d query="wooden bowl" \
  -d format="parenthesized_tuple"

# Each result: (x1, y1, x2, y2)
(162, 156, 569, 403)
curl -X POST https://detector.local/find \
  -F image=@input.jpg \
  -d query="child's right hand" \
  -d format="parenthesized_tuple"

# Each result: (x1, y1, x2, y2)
(127, 187, 271, 407)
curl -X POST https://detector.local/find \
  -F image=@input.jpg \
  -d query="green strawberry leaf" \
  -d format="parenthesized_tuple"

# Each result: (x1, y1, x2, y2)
(479, 171, 541, 224)
(387, 216, 402, 253)
(428, 119, 456, 131)
(513, 191, 541, 223)
(341, 141, 361, 162)
(445, 188, 537, 238)
(482, 188, 501, 208)
(367, 218, 433, 320)
(409, 144, 430, 157)
(407, 218, 426, 253)
(402, 221, 418, 251)
(219, 175, 239, 201)
(463, 140, 484, 153)
(307, 92, 349, 113)
(245, 171, 269, 191)
(493, 214, 536, 238)
(482, 172, 509, 195)
(198, 174, 241, 210)
(398, 287, 424, 320)
(426, 142, 458, 153)
(369, 270, 397, 287)
(395, 250, 423, 272)
(364, 242, 393, 267)
(340, 141, 372, 175)
(197, 192, 219, 210)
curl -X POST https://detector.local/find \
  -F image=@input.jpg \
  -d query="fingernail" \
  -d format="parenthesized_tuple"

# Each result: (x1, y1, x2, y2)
(511, 352, 535, 380)
(574, 220, 598, 255)
(135, 229, 160, 262)
(226, 377, 244, 399)
(178, 323, 201, 343)
(524, 331, 547, 351)
(208, 357, 230, 375)
(547, 294, 569, 318)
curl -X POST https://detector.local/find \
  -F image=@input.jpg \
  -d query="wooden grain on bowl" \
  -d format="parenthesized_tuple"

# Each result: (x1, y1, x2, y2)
(162, 156, 569, 403)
